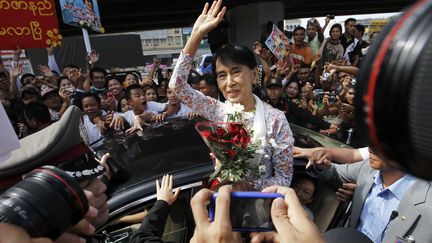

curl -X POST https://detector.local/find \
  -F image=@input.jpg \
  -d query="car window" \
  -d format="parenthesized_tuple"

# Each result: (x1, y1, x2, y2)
(101, 188, 194, 243)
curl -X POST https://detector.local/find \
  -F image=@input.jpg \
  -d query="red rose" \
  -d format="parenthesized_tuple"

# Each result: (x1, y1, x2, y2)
(240, 136, 250, 148)
(216, 127, 226, 138)
(200, 130, 212, 138)
(226, 149, 237, 159)
(228, 123, 241, 136)
(239, 128, 248, 138)
(232, 135, 242, 145)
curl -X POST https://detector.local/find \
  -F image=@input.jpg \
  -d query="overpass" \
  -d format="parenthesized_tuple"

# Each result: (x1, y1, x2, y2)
(58, 0, 412, 36)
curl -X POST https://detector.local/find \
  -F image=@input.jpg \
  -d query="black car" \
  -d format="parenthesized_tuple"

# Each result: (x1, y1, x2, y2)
(0, 106, 351, 242)
(92, 117, 352, 243)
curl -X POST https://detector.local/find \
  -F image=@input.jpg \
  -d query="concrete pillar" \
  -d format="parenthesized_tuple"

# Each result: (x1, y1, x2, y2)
(227, 2, 284, 47)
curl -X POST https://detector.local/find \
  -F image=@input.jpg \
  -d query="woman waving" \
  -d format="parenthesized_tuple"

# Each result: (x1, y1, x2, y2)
(169, 0, 294, 190)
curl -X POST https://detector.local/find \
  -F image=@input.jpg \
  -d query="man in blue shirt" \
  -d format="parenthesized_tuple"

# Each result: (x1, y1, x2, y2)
(297, 147, 432, 243)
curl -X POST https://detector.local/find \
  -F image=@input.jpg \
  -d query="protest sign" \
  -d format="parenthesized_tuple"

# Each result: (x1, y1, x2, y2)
(59, 0, 104, 33)
(0, 0, 61, 50)
(265, 25, 290, 61)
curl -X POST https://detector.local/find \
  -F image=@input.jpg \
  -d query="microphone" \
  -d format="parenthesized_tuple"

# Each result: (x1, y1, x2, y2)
(389, 211, 398, 221)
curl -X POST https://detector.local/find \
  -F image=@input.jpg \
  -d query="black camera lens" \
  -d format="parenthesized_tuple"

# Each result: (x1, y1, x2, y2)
(356, 0, 432, 180)
(0, 166, 88, 240)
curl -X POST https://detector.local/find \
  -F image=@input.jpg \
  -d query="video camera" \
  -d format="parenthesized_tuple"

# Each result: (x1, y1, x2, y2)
(356, 0, 432, 180)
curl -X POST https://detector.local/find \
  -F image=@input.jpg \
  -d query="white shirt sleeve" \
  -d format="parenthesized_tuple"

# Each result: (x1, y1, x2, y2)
(121, 110, 135, 126)
(146, 101, 166, 114)
(358, 147, 369, 161)
(48, 55, 61, 75)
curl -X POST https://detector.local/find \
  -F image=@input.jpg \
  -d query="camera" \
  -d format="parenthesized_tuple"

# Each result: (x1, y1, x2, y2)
(322, 72, 331, 81)
(326, 14, 335, 20)
(65, 87, 76, 95)
(318, 91, 336, 104)
(0, 166, 88, 240)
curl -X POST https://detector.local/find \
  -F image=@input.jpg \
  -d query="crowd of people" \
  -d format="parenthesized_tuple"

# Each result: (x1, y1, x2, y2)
(1, 0, 431, 243)
(0, 5, 377, 149)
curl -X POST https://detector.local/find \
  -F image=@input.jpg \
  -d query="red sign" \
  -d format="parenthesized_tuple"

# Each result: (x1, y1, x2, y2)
(0, 0, 62, 50)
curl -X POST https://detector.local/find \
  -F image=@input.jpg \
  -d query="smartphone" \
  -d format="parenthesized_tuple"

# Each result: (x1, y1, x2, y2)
(107, 91, 114, 100)
(209, 191, 284, 232)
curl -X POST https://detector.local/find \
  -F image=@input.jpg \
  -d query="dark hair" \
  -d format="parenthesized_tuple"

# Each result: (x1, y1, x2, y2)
(199, 74, 217, 87)
(286, 80, 300, 89)
(355, 24, 365, 35)
(89, 67, 107, 80)
(24, 102, 51, 123)
(106, 74, 122, 87)
(211, 43, 257, 75)
(142, 84, 158, 99)
(20, 73, 36, 86)
(64, 64, 79, 70)
(124, 84, 142, 101)
(123, 72, 139, 82)
(292, 174, 319, 200)
(344, 18, 356, 26)
(21, 87, 40, 99)
(299, 63, 311, 69)
(329, 23, 343, 36)
(188, 73, 201, 86)
(56, 76, 69, 88)
(117, 97, 127, 112)
(293, 26, 306, 35)
(81, 92, 101, 105)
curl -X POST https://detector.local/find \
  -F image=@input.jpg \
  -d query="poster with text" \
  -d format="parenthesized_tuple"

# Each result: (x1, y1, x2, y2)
(265, 25, 290, 61)
(59, 0, 104, 33)
(0, 0, 61, 50)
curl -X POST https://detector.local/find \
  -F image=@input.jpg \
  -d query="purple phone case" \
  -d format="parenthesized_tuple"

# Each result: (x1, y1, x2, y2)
(208, 191, 284, 232)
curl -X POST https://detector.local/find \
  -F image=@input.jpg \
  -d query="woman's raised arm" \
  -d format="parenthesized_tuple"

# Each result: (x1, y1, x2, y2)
(183, 0, 226, 55)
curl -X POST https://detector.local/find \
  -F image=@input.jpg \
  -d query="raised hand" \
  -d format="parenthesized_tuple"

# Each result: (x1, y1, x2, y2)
(67, 68, 82, 82)
(10, 63, 23, 78)
(192, 0, 226, 37)
(37, 65, 54, 78)
(156, 174, 180, 205)
(290, 64, 300, 74)
(12, 46, 22, 60)
(253, 41, 263, 56)
(46, 46, 54, 56)
(88, 50, 99, 64)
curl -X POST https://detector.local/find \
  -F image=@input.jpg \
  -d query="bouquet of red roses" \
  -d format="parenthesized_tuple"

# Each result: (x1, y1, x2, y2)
(195, 121, 262, 183)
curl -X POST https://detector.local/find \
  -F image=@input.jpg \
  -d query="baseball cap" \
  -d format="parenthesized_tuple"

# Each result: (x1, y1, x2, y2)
(266, 79, 282, 88)
(58, 152, 105, 181)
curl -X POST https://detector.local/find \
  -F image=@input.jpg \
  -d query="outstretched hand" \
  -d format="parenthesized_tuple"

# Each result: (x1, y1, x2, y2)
(156, 174, 180, 205)
(192, 0, 226, 37)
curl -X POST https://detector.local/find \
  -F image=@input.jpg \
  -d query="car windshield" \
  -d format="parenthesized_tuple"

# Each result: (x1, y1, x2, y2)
(90, 117, 211, 193)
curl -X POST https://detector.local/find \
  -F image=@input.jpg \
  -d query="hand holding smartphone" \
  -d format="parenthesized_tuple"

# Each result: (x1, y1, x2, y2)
(209, 191, 284, 232)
